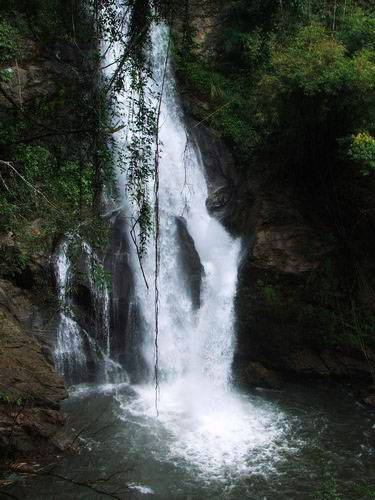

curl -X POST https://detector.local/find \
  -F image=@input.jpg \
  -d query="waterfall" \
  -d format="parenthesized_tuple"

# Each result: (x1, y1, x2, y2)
(132, 24, 241, 391)
(54, 240, 88, 384)
(52, 16, 240, 395)
(106, 20, 288, 480)
(54, 239, 125, 385)
(108, 15, 240, 394)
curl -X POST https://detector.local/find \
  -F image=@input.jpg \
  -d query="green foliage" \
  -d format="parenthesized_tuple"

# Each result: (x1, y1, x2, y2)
(346, 131, 375, 175)
(339, 6, 375, 53)
(91, 263, 111, 293)
(173, 0, 375, 179)
(253, 18, 375, 175)
(306, 258, 375, 353)
(0, 0, 90, 42)
(269, 23, 349, 97)
(0, 19, 21, 82)
(15, 145, 52, 181)
(355, 483, 375, 498)
(0, 140, 99, 257)
(0, 0, 127, 275)
(0, 393, 10, 404)
(0, 392, 24, 406)
(256, 279, 280, 305)
(312, 476, 342, 500)
(340, 301, 375, 351)
(0, 20, 20, 63)
(0, 246, 29, 277)
(172, 30, 261, 158)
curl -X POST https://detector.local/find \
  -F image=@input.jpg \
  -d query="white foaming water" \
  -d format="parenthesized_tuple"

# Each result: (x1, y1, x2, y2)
(127, 483, 155, 495)
(83, 242, 125, 383)
(54, 241, 87, 381)
(118, 383, 289, 481)
(113, 22, 242, 388)
(109, 19, 291, 479)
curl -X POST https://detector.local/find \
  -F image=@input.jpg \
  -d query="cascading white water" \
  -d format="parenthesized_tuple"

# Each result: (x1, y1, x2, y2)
(133, 24, 241, 389)
(112, 21, 289, 479)
(83, 242, 125, 383)
(54, 241, 87, 382)
(54, 241, 124, 384)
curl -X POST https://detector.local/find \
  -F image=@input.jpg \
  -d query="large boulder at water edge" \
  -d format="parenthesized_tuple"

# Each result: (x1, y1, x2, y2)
(0, 296, 67, 457)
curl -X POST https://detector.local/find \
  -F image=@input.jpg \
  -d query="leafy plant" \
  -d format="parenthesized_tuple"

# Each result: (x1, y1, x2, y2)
(346, 132, 375, 175)
(0, 20, 20, 63)
(0, 393, 10, 403)
(256, 279, 280, 305)
(91, 262, 111, 293)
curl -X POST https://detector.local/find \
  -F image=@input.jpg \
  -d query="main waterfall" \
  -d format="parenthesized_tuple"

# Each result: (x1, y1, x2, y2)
(110, 20, 288, 478)
(129, 25, 241, 393)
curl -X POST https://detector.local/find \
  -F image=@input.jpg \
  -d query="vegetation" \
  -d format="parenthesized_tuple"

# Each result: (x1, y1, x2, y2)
(0, 0, 174, 280)
(0, 0, 108, 279)
(347, 131, 375, 175)
(173, 1, 375, 172)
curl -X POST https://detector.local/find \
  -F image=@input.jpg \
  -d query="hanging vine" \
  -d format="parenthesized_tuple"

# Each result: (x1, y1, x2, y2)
(153, 34, 170, 415)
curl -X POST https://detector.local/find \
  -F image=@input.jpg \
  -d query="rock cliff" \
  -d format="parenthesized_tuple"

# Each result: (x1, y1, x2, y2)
(0, 278, 68, 459)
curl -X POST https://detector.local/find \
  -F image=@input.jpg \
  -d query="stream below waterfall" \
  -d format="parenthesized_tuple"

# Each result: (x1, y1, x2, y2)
(8, 380, 375, 499)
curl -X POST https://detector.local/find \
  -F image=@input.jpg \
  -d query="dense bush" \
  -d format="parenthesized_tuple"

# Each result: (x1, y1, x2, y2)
(173, 1, 375, 178)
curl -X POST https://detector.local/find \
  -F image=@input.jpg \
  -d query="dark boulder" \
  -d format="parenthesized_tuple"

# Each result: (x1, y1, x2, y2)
(106, 210, 146, 381)
(206, 186, 231, 214)
(175, 216, 205, 309)
(0, 303, 68, 458)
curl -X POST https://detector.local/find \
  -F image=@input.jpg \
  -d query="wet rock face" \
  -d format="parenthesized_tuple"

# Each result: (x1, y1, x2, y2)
(175, 216, 205, 309)
(107, 210, 146, 382)
(186, 119, 250, 233)
(252, 191, 334, 275)
(232, 184, 373, 384)
(0, 63, 55, 109)
(0, 39, 87, 112)
(0, 275, 69, 458)
(206, 186, 231, 214)
(0, 302, 67, 457)
(360, 386, 375, 408)
(0, 273, 58, 358)
(187, 121, 234, 191)
(235, 360, 283, 389)
(234, 260, 373, 384)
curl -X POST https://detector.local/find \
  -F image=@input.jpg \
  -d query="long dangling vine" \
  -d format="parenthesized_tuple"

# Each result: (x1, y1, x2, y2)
(153, 33, 170, 416)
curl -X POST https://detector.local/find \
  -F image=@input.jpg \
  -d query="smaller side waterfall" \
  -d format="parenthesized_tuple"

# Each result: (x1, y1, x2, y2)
(54, 240, 125, 385)
(54, 241, 88, 383)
